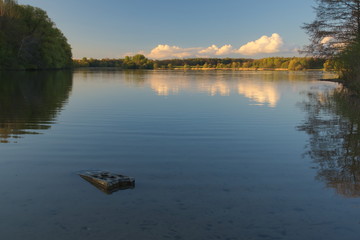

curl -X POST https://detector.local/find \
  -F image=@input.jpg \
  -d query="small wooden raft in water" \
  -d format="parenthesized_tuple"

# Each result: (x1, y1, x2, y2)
(79, 170, 135, 194)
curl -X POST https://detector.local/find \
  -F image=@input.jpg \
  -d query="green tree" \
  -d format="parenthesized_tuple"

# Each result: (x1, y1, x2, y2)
(303, 0, 360, 57)
(302, 1, 360, 90)
(337, 41, 360, 91)
(323, 59, 334, 71)
(288, 58, 305, 71)
(122, 54, 153, 69)
(0, 0, 72, 70)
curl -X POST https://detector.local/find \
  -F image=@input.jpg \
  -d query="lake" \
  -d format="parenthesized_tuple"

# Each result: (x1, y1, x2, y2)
(1, 69, 359, 240)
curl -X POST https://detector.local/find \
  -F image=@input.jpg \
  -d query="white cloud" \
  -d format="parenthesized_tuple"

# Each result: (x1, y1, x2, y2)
(144, 33, 287, 59)
(147, 44, 235, 59)
(320, 36, 346, 49)
(216, 45, 233, 55)
(320, 36, 334, 45)
(236, 33, 284, 55)
(148, 45, 200, 59)
(199, 45, 219, 55)
(199, 44, 233, 56)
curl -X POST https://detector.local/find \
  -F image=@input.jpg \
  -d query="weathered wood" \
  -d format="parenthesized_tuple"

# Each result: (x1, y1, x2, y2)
(79, 170, 135, 194)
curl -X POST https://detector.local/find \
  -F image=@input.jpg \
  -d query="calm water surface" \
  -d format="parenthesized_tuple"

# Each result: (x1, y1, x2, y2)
(0, 70, 359, 240)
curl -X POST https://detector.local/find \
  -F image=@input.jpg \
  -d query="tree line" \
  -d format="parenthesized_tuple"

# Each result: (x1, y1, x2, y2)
(0, 0, 72, 70)
(74, 55, 328, 71)
(303, 0, 360, 92)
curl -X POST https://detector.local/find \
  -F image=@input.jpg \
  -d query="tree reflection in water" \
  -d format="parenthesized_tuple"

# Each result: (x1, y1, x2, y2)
(298, 85, 360, 198)
(0, 71, 72, 143)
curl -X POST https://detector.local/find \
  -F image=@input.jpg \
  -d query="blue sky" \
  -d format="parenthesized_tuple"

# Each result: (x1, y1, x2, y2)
(18, 0, 316, 59)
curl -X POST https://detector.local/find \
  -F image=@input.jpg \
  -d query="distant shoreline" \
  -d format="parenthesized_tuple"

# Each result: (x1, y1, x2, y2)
(170, 67, 325, 71)
(74, 67, 328, 72)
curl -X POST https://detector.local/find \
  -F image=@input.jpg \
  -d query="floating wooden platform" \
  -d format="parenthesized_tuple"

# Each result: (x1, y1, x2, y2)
(79, 170, 135, 194)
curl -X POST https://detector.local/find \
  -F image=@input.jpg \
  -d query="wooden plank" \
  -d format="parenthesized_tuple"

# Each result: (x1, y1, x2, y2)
(79, 170, 135, 194)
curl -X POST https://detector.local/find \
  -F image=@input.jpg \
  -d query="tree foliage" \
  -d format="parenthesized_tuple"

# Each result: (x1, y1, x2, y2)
(303, 0, 360, 57)
(0, 0, 72, 70)
(73, 56, 325, 71)
(74, 54, 154, 69)
(303, 0, 360, 90)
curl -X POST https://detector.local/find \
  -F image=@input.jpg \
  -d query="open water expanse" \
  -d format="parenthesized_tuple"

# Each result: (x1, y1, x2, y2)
(1, 69, 360, 240)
